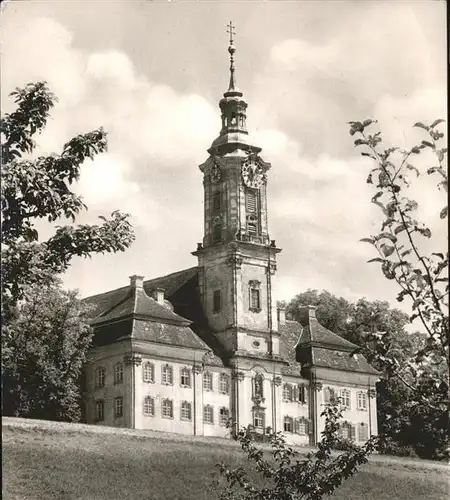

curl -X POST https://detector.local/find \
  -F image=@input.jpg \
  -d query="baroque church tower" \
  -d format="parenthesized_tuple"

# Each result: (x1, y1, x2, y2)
(193, 24, 282, 364)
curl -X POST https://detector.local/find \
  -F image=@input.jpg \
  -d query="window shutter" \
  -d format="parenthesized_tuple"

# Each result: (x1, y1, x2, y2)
(350, 425, 356, 440)
(246, 191, 257, 212)
(293, 385, 299, 402)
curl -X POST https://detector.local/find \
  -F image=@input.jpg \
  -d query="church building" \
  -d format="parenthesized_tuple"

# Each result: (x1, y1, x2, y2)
(83, 27, 379, 445)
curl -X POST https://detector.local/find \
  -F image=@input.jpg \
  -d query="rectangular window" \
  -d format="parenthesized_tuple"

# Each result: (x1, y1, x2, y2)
(203, 372, 213, 391)
(114, 397, 123, 418)
(357, 391, 367, 411)
(294, 418, 308, 435)
(246, 190, 257, 212)
(340, 389, 351, 409)
(114, 363, 123, 385)
(143, 396, 155, 416)
(219, 373, 230, 394)
(162, 399, 173, 419)
(180, 368, 191, 388)
(180, 401, 192, 421)
(283, 384, 293, 402)
(358, 422, 369, 441)
(253, 411, 265, 429)
(162, 364, 173, 385)
(204, 405, 214, 424)
(298, 384, 307, 404)
(143, 362, 154, 383)
(219, 407, 229, 427)
(95, 400, 104, 422)
(283, 416, 293, 433)
(213, 290, 221, 313)
(95, 367, 106, 388)
(250, 289, 261, 310)
(212, 191, 221, 212)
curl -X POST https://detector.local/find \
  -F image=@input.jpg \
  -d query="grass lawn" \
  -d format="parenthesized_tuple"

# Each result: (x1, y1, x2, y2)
(2, 417, 448, 500)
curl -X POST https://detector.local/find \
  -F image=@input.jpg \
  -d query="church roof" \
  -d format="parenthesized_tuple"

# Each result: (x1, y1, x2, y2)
(279, 320, 303, 376)
(295, 306, 379, 375)
(296, 306, 358, 351)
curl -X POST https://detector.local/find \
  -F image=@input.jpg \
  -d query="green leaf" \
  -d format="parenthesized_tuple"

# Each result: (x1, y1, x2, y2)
(440, 206, 448, 219)
(432, 253, 444, 260)
(421, 140, 434, 149)
(371, 191, 383, 202)
(367, 258, 384, 264)
(360, 238, 375, 244)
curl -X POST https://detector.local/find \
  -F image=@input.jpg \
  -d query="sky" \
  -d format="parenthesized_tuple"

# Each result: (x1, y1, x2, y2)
(1, 0, 447, 317)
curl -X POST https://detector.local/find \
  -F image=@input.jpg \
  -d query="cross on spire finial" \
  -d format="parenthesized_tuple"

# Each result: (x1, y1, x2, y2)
(226, 21, 238, 93)
(226, 21, 235, 45)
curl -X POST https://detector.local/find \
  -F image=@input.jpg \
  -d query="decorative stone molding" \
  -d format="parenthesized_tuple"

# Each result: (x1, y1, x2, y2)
(312, 381, 323, 392)
(193, 364, 203, 375)
(248, 280, 261, 289)
(232, 371, 245, 382)
(227, 254, 243, 268)
(273, 376, 283, 387)
(266, 263, 277, 275)
(124, 354, 142, 366)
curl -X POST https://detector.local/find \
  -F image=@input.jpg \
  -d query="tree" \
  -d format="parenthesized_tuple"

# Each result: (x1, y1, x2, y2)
(1, 81, 135, 419)
(1, 82, 135, 315)
(2, 280, 93, 421)
(348, 118, 448, 458)
(213, 402, 378, 500)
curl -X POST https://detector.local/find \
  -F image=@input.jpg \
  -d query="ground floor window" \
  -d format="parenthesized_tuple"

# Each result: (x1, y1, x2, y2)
(95, 400, 104, 422)
(143, 396, 155, 416)
(294, 417, 309, 435)
(180, 401, 192, 421)
(253, 411, 265, 429)
(283, 416, 294, 433)
(358, 422, 369, 441)
(219, 407, 229, 426)
(204, 405, 214, 424)
(114, 397, 123, 418)
(162, 399, 173, 419)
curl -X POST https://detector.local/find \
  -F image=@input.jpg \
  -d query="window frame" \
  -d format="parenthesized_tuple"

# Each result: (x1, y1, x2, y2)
(114, 396, 123, 418)
(180, 401, 192, 421)
(219, 407, 230, 427)
(219, 373, 230, 394)
(283, 416, 294, 433)
(340, 389, 351, 409)
(203, 404, 214, 424)
(358, 422, 369, 441)
(357, 391, 368, 411)
(180, 367, 192, 388)
(253, 410, 265, 429)
(161, 399, 174, 419)
(114, 363, 124, 385)
(283, 383, 293, 402)
(95, 400, 105, 422)
(95, 367, 106, 388)
(161, 364, 173, 386)
(203, 371, 213, 392)
(143, 362, 155, 383)
(143, 395, 155, 416)
(212, 191, 222, 212)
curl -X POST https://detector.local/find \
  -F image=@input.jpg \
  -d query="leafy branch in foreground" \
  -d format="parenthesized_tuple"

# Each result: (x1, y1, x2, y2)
(1, 81, 136, 312)
(212, 402, 378, 500)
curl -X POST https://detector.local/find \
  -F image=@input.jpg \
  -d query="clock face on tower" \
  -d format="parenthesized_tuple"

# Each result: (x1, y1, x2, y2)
(242, 157, 265, 189)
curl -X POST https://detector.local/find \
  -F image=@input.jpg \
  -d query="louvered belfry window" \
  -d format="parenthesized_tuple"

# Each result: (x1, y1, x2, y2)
(246, 190, 257, 213)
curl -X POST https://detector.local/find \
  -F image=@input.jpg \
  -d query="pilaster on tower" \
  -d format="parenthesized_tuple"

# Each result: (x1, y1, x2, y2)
(193, 23, 282, 359)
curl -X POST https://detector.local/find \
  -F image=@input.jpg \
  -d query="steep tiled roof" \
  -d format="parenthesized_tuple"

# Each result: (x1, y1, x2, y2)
(295, 306, 379, 376)
(83, 267, 198, 320)
(92, 286, 190, 326)
(313, 347, 379, 375)
(279, 320, 303, 376)
(296, 307, 357, 352)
